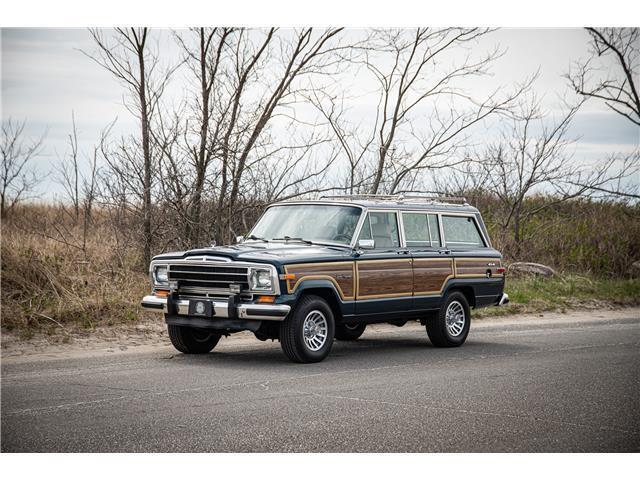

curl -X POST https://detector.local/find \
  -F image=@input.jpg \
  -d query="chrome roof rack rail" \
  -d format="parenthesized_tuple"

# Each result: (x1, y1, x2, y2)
(320, 193, 468, 206)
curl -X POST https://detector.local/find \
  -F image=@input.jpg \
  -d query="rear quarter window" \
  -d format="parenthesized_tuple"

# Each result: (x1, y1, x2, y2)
(442, 215, 485, 248)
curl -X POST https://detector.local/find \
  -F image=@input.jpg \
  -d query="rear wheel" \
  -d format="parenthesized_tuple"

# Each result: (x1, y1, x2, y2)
(426, 291, 470, 347)
(167, 325, 221, 354)
(335, 322, 366, 341)
(279, 295, 335, 363)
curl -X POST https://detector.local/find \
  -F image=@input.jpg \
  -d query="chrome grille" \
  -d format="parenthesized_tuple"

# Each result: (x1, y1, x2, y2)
(168, 263, 249, 292)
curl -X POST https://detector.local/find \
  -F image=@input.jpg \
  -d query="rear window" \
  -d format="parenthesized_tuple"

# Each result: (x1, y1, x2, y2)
(442, 215, 485, 248)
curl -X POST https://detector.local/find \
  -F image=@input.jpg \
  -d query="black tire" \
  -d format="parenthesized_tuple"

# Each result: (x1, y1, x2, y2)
(335, 322, 366, 341)
(426, 291, 471, 347)
(279, 295, 335, 363)
(167, 325, 221, 354)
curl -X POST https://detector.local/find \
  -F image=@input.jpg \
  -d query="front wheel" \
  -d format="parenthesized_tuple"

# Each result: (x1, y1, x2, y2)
(279, 295, 335, 363)
(335, 322, 366, 341)
(426, 291, 470, 347)
(167, 325, 221, 354)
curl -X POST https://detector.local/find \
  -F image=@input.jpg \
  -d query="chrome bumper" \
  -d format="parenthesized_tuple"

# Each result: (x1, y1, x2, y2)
(141, 295, 291, 321)
(497, 293, 510, 306)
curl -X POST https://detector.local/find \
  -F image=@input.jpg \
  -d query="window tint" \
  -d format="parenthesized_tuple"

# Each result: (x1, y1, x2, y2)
(402, 212, 441, 247)
(358, 212, 400, 248)
(442, 215, 484, 248)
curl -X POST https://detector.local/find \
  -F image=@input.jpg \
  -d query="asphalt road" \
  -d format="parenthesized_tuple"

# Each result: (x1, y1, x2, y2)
(2, 310, 639, 452)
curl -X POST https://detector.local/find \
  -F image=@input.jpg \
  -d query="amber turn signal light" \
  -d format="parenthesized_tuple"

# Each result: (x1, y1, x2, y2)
(155, 289, 169, 297)
(280, 273, 296, 281)
(257, 295, 276, 304)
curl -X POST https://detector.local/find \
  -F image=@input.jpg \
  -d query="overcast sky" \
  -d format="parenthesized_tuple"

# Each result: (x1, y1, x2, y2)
(1, 28, 638, 198)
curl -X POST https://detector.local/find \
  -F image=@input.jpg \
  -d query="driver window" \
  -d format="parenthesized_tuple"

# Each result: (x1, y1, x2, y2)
(358, 212, 400, 248)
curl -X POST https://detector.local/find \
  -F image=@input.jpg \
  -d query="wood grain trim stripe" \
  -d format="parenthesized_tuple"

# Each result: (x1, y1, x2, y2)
(454, 257, 504, 278)
(356, 258, 414, 299)
(284, 261, 355, 301)
(413, 257, 455, 296)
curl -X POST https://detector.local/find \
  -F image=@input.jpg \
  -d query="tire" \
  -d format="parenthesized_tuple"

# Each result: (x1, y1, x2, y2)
(335, 322, 366, 341)
(426, 291, 471, 347)
(279, 295, 335, 363)
(167, 325, 221, 354)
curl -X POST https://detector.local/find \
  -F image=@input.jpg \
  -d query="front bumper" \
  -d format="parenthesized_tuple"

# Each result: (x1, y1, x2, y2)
(141, 294, 291, 321)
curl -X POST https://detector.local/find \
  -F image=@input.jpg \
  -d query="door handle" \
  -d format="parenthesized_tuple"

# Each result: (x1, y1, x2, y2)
(438, 249, 451, 255)
(397, 250, 410, 255)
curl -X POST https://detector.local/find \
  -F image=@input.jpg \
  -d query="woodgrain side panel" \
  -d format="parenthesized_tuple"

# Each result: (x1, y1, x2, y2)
(413, 258, 454, 295)
(285, 262, 355, 300)
(356, 259, 413, 299)
(454, 257, 503, 278)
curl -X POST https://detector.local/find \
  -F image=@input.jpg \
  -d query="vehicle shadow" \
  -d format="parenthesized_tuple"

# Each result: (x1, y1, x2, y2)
(163, 333, 534, 369)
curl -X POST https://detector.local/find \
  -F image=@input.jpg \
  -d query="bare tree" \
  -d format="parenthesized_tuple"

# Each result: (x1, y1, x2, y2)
(55, 112, 82, 222)
(310, 28, 532, 195)
(1, 118, 45, 219)
(85, 28, 176, 267)
(153, 28, 348, 246)
(564, 151, 640, 200)
(475, 96, 588, 255)
(568, 27, 640, 126)
(565, 27, 640, 200)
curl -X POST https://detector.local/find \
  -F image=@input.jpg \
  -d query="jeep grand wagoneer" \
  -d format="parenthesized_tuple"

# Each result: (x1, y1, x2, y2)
(141, 195, 508, 363)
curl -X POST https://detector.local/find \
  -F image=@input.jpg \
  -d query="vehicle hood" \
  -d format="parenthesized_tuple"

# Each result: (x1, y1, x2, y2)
(152, 242, 354, 266)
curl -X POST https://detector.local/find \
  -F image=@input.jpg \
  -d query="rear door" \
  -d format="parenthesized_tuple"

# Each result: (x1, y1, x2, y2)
(355, 210, 413, 315)
(401, 211, 454, 311)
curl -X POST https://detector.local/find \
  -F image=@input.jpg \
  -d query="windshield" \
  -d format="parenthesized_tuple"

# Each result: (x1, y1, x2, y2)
(249, 204, 363, 246)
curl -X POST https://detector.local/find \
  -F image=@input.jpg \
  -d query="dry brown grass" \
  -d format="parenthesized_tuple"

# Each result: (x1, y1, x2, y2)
(1, 204, 151, 337)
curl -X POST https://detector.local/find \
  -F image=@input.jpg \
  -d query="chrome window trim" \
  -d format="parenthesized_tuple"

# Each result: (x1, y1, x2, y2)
(243, 200, 492, 250)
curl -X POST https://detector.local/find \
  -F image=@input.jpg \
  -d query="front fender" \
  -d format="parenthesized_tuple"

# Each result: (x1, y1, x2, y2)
(277, 278, 353, 317)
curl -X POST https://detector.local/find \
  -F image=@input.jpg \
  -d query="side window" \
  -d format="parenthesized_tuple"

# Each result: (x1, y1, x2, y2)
(442, 215, 485, 248)
(359, 212, 400, 248)
(428, 214, 441, 247)
(402, 212, 441, 248)
(358, 214, 372, 241)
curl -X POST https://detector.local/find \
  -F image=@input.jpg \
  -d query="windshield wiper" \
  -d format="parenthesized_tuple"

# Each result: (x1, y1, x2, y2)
(246, 234, 269, 242)
(272, 236, 313, 245)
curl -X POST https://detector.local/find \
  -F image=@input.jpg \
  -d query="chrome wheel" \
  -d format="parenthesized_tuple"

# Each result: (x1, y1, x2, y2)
(302, 310, 328, 351)
(445, 300, 466, 337)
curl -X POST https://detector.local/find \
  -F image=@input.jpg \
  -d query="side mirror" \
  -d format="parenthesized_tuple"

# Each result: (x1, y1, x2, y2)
(358, 239, 375, 249)
(236, 235, 245, 244)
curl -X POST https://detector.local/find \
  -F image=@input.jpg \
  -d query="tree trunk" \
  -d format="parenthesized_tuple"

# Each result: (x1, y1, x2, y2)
(137, 37, 152, 268)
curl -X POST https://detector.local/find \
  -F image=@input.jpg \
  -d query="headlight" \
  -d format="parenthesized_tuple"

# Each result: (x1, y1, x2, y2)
(154, 265, 168, 284)
(248, 267, 273, 291)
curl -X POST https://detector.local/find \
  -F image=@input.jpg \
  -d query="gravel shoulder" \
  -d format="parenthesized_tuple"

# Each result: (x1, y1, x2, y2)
(2, 306, 639, 365)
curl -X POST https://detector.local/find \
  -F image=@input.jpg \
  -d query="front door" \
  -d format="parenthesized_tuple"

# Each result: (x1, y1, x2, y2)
(401, 211, 454, 311)
(355, 211, 413, 315)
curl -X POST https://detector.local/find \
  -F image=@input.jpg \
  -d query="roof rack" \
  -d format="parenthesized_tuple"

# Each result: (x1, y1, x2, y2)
(320, 193, 468, 206)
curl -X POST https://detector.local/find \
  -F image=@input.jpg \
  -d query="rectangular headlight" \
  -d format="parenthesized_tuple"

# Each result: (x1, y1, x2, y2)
(154, 265, 168, 285)
(248, 267, 273, 292)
